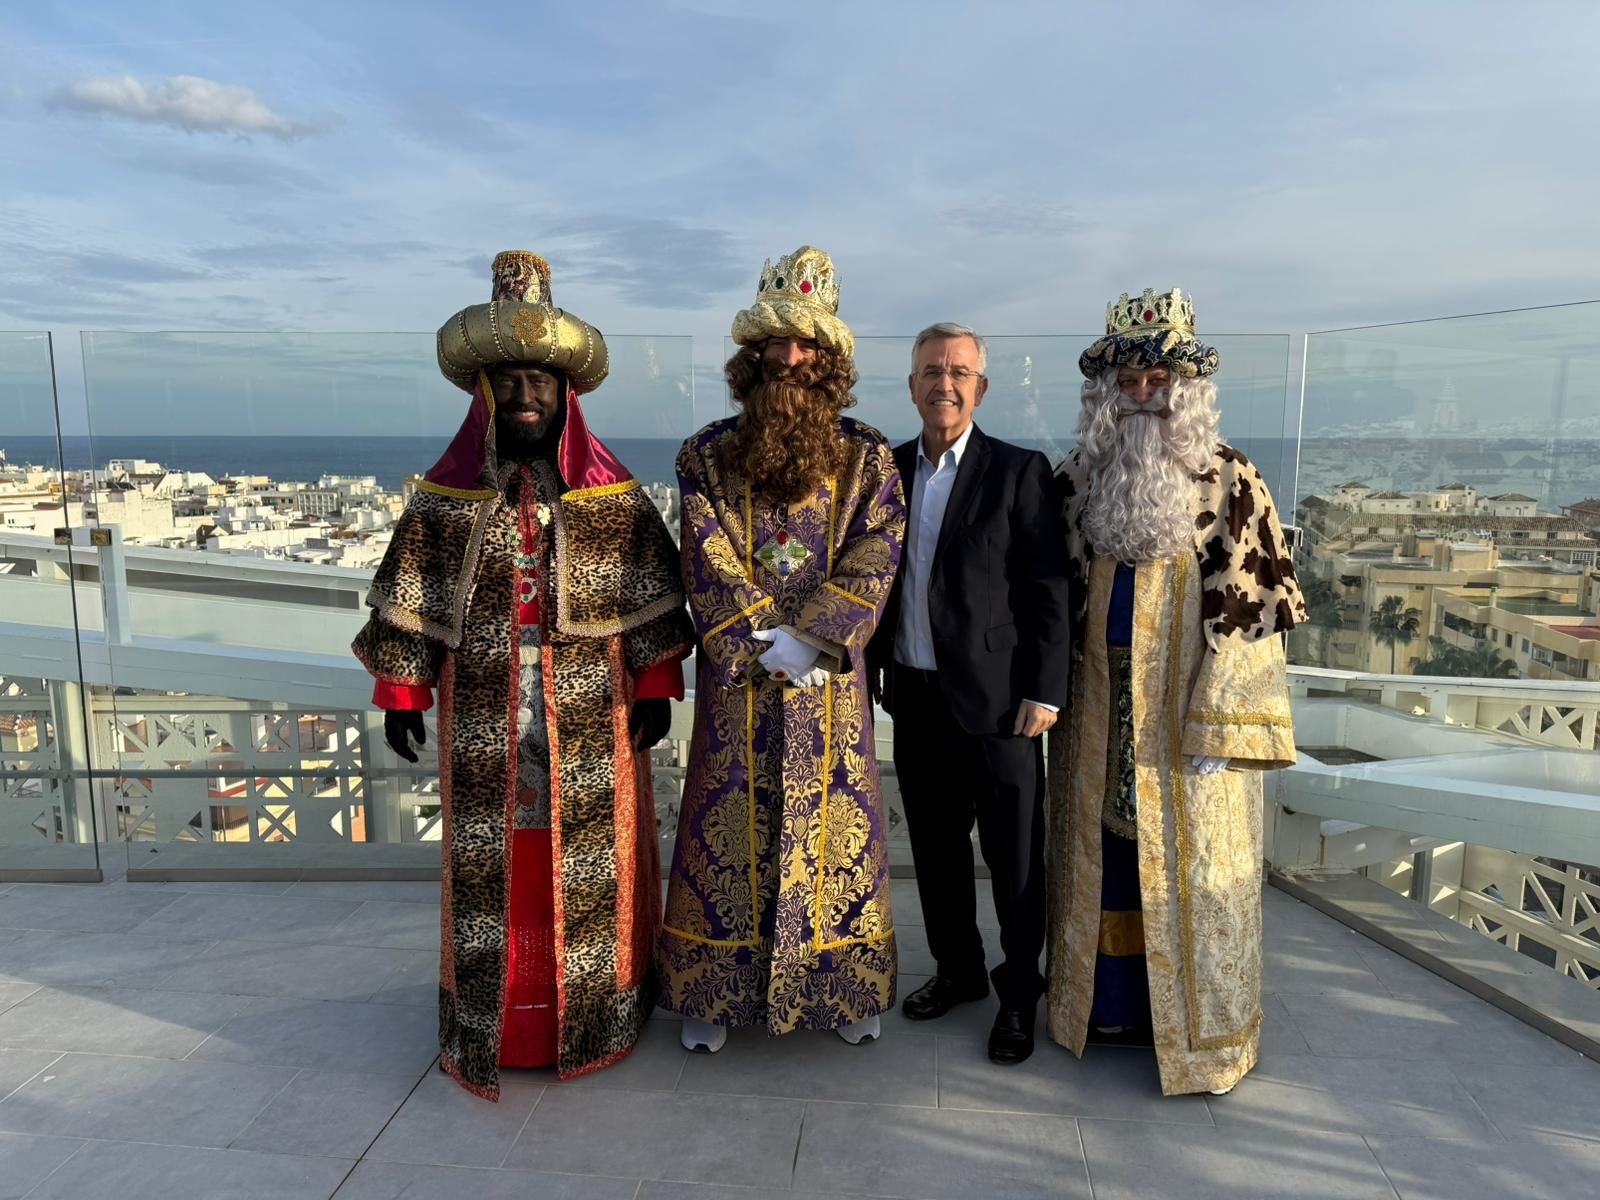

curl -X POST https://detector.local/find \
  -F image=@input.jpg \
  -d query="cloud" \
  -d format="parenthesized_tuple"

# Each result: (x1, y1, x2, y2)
(47, 74, 319, 141)
(113, 146, 329, 195)
(204, 238, 435, 272)
(940, 202, 1086, 240)
(540, 216, 749, 309)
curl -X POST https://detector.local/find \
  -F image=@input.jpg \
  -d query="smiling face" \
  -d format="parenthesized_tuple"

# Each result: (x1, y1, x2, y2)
(909, 334, 987, 444)
(761, 335, 819, 373)
(1115, 364, 1174, 416)
(491, 363, 565, 458)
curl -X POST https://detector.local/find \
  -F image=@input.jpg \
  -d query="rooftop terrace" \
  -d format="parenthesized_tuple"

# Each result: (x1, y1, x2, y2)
(1464, 595, 1590, 617)
(2, 864, 1598, 1200)
(5, 303, 1600, 1197)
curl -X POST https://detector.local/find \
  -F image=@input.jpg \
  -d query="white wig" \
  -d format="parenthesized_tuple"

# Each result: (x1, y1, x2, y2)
(1077, 370, 1221, 563)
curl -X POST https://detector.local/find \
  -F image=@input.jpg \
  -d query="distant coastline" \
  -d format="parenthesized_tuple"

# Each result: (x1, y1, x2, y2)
(6, 434, 1599, 514)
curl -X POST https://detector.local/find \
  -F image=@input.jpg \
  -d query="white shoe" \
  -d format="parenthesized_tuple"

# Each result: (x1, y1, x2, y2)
(1209, 1084, 1235, 1096)
(836, 1015, 880, 1045)
(680, 1017, 726, 1054)
(1094, 1024, 1131, 1035)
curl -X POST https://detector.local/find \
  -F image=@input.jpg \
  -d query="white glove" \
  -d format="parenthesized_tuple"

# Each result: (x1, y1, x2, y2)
(1192, 755, 1229, 776)
(790, 665, 830, 688)
(751, 628, 820, 683)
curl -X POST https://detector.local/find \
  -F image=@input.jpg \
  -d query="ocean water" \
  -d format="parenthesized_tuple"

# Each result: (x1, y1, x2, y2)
(6, 432, 1594, 519)
(5, 435, 684, 493)
(1, 434, 1300, 507)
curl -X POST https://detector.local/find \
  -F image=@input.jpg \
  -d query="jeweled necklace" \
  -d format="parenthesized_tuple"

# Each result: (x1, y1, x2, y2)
(511, 465, 551, 607)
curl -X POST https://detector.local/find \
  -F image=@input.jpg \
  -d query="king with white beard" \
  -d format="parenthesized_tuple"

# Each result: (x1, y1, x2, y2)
(1045, 288, 1307, 1097)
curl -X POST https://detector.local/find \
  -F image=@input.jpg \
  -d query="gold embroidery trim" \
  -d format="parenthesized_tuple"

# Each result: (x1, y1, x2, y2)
(746, 679, 761, 947)
(660, 925, 758, 949)
(1186, 709, 1293, 727)
(743, 484, 754, 577)
(822, 581, 876, 611)
(825, 474, 838, 573)
(1166, 553, 1255, 1052)
(813, 675, 833, 951)
(816, 927, 896, 952)
(706, 597, 773, 640)
(415, 481, 497, 500)
(509, 306, 548, 344)
(563, 479, 639, 502)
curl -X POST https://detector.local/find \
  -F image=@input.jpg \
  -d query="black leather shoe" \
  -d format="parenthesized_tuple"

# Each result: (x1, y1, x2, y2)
(987, 1006, 1035, 1065)
(901, 974, 990, 1021)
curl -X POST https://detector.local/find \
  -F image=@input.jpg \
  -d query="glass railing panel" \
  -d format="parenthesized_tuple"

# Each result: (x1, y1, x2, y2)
(720, 332, 1295, 497)
(1291, 302, 1600, 683)
(76, 332, 692, 875)
(0, 331, 101, 878)
(1286, 302, 1600, 976)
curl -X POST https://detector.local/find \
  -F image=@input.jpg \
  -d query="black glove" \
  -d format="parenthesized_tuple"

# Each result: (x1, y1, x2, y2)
(869, 665, 893, 717)
(629, 697, 672, 752)
(384, 710, 427, 763)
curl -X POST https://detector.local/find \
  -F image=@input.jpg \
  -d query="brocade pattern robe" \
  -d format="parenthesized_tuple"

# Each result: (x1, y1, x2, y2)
(659, 416, 906, 1031)
(1046, 444, 1304, 1095)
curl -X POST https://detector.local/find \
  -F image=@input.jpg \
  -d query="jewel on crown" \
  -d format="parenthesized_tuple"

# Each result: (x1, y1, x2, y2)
(1106, 287, 1195, 335)
(757, 249, 838, 310)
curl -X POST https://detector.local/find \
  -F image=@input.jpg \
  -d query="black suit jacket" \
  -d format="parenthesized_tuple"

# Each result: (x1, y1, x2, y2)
(867, 425, 1072, 736)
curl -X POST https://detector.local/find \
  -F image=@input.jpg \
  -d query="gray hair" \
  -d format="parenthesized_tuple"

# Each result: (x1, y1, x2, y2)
(1077, 371, 1221, 563)
(911, 322, 987, 375)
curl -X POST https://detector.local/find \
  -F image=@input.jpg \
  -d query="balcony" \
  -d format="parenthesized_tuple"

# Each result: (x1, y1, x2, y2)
(4, 305, 1600, 1197)
(4, 541, 1599, 1197)
(4, 852, 1598, 1198)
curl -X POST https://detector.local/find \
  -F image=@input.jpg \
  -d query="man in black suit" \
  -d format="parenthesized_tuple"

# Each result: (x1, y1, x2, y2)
(868, 323, 1071, 1065)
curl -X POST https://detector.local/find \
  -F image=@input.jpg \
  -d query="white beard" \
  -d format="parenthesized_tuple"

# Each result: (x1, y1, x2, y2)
(1082, 409, 1202, 564)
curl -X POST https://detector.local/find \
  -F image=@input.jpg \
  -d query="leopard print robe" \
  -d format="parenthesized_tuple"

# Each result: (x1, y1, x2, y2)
(353, 465, 691, 1099)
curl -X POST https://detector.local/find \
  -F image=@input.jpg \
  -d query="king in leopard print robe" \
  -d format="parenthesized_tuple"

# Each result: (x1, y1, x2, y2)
(353, 383, 691, 1100)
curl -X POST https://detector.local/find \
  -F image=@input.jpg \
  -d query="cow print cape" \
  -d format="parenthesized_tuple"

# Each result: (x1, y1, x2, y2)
(1054, 443, 1307, 652)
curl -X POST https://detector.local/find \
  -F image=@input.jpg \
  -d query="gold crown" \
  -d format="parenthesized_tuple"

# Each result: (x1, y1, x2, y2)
(1105, 287, 1195, 337)
(754, 246, 840, 314)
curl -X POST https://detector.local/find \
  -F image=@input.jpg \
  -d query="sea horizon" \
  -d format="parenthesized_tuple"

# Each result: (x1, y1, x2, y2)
(6, 433, 1600, 513)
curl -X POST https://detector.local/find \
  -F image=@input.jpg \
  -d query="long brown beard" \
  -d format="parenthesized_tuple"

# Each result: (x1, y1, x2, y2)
(723, 348, 855, 503)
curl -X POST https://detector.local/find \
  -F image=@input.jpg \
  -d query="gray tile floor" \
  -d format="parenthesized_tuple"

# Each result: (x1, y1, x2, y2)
(0, 872, 1596, 1199)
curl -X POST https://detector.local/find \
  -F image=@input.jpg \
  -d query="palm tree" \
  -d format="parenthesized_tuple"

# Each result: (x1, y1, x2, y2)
(1370, 594, 1422, 674)
(1412, 635, 1460, 676)
(1412, 635, 1520, 679)
(1302, 577, 1344, 629)
(1297, 577, 1346, 668)
(1453, 643, 1520, 679)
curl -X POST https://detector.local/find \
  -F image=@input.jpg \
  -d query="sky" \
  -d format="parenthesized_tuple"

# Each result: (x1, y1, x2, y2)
(3, 1, 1600, 442)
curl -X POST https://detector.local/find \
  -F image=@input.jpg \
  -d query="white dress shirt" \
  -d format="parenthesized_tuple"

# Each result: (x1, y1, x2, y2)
(893, 424, 1057, 714)
(895, 424, 974, 670)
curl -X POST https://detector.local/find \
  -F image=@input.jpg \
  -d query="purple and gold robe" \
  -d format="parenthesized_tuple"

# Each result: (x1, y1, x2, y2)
(658, 416, 906, 1031)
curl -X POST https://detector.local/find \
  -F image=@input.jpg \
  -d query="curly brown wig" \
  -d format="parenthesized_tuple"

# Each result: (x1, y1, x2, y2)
(721, 343, 858, 503)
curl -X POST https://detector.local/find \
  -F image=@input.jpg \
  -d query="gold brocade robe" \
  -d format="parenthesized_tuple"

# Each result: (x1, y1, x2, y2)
(1046, 445, 1303, 1096)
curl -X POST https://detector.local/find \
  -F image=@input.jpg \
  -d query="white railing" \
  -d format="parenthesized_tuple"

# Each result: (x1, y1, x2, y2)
(1290, 665, 1600, 751)
(4, 549, 1595, 985)
(1282, 666, 1600, 987)
(1457, 851, 1600, 987)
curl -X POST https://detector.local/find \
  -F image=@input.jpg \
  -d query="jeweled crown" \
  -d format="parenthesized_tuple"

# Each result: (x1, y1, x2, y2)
(1105, 287, 1195, 337)
(754, 246, 840, 314)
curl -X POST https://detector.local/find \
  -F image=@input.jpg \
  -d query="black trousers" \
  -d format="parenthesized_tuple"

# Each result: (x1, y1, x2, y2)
(891, 663, 1047, 1009)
